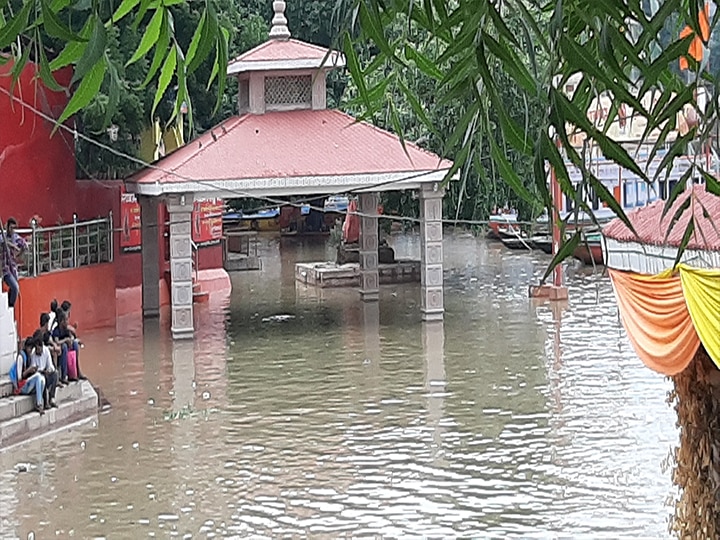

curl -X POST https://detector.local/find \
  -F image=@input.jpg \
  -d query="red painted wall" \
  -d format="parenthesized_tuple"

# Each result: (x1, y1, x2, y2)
(0, 62, 77, 227)
(15, 264, 116, 337)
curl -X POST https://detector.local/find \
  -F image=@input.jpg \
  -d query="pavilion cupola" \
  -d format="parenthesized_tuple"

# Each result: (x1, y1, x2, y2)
(226, 1, 345, 115)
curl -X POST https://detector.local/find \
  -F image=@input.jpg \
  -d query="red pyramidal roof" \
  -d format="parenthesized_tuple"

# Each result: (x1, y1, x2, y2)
(227, 39, 344, 73)
(603, 184, 720, 251)
(127, 109, 451, 189)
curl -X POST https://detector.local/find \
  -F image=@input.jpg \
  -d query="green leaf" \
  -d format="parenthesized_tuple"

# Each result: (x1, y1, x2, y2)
(396, 78, 434, 134)
(112, 0, 141, 22)
(542, 231, 581, 283)
(104, 59, 121, 128)
(672, 218, 695, 269)
(127, 7, 163, 66)
(72, 15, 107, 84)
(660, 166, 692, 221)
(700, 170, 720, 197)
(50, 17, 93, 70)
(41, 0, 84, 42)
(212, 26, 229, 115)
(404, 44, 443, 81)
(56, 58, 106, 128)
(343, 32, 370, 112)
(489, 137, 536, 206)
(586, 173, 637, 238)
(187, 5, 216, 74)
(0, 0, 31, 50)
(152, 45, 176, 116)
(142, 15, 169, 87)
(37, 39, 64, 92)
(663, 191, 692, 244)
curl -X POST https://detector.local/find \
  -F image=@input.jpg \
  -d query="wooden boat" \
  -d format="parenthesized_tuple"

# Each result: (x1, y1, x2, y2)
(500, 235, 532, 250)
(572, 232, 604, 265)
(531, 236, 553, 254)
(488, 211, 520, 239)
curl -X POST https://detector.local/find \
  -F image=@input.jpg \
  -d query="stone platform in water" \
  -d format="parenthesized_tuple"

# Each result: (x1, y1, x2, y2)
(295, 260, 420, 288)
(0, 377, 98, 448)
(224, 253, 262, 272)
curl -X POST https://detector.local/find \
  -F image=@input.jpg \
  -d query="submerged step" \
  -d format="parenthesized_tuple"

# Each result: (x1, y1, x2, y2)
(0, 380, 99, 448)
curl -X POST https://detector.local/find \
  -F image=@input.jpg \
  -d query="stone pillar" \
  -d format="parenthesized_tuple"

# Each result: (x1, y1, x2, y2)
(166, 194, 195, 340)
(420, 183, 445, 321)
(139, 196, 160, 318)
(358, 192, 380, 301)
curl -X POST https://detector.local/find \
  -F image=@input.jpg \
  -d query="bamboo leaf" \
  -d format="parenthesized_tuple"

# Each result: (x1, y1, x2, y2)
(112, 0, 141, 22)
(127, 7, 163, 66)
(41, 0, 84, 42)
(489, 137, 536, 206)
(343, 31, 371, 112)
(663, 192, 692, 244)
(700, 170, 720, 197)
(542, 231, 581, 282)
(661, 167, 692, 222)
(104, 59, 121, 128)
(152, 45, 176, 116)
(212, 26, 229, 115)
(141, 15, 169, 87)
(404, 44, 442, 80)
(587, 173, 637, 238)
(57, 58, 106, 128)
(72, 15, 106, 84)
(672, 219, 695, 269)
(37, 38, 64, 92)
(0, 0, 31, 50)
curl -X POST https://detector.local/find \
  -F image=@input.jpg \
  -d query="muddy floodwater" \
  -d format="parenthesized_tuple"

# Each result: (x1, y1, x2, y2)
(0, 232, 677, 538)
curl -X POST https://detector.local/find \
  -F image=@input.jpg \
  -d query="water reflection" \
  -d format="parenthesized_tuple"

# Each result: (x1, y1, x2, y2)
(0, 232, 677, 538)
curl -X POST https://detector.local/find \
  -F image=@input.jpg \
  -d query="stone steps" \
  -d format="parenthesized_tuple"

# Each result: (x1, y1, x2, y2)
(0, 377, 98, 448)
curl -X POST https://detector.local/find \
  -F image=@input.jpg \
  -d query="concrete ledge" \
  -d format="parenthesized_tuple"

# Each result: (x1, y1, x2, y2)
(296, 260, 421, 288)
(0, 380, 98, 449)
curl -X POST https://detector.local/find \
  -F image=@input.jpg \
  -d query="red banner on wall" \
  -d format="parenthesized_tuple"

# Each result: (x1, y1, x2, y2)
(120, 189, 142, 252)
(192, 198, 223, 247)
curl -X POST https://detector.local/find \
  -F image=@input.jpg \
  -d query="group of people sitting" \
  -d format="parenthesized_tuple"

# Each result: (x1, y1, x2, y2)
(7, 299, 86, 415)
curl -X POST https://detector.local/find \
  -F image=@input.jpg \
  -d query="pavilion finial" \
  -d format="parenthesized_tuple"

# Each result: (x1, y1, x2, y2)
(269, 0, 291, 41)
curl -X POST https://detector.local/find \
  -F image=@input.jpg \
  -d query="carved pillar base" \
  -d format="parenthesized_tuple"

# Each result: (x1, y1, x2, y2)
(166, 194, 195, 340)
(420, 183, 445, 321)
(139, 196, 160, 318)
(358, 192, 379, 302)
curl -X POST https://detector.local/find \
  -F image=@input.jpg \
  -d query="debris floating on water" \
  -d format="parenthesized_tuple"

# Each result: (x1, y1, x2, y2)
(261, 314, 295, 323)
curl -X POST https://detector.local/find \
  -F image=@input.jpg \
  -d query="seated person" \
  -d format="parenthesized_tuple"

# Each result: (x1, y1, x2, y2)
(8, 338, 46, 415)
(30, 330, 58, 409)
(47, 299, 58, 332)
(39, 312, 63, 384)
(52, 311, 86, 381)
(60, 300, 79, 334)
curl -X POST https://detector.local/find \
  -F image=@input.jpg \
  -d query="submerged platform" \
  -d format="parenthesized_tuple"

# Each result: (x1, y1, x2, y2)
(224, 254, 262, 272)
(0, 378, 98, 448)
(295, 260, 421, 288)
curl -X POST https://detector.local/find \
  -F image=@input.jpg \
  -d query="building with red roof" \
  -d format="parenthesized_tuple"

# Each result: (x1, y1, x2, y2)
(125, 0, 452, 338)
(602, 184, 720, 274)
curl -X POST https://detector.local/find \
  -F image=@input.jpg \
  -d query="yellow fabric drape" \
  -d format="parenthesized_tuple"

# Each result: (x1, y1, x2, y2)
(678, 265, 720, 369)
(609, 268, 700, 375)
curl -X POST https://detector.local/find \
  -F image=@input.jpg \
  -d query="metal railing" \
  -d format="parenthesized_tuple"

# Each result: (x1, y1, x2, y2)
(15, 214, 114, 277)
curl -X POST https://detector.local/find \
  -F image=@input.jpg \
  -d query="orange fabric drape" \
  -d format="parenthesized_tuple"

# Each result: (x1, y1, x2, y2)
(609, 268, 701, 375)
(342, 199, 359, 244)
(679, 3, 710, 70)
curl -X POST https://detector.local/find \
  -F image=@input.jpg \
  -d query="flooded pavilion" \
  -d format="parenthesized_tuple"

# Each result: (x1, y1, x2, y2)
(125, 1, 452, 339)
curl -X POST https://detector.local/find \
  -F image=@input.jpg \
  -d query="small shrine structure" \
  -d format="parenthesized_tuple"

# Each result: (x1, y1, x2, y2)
(602, 184, 720, 535)
(125, 1, 452, 339)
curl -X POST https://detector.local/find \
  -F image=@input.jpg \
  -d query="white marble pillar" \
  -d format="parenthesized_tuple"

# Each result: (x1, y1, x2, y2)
(419, 183, 445, 321)
(166, 194, 195, 339)
(358, 192, 380, 301)
(139, 196, 160, 318)
(423, 321, 446, 464)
